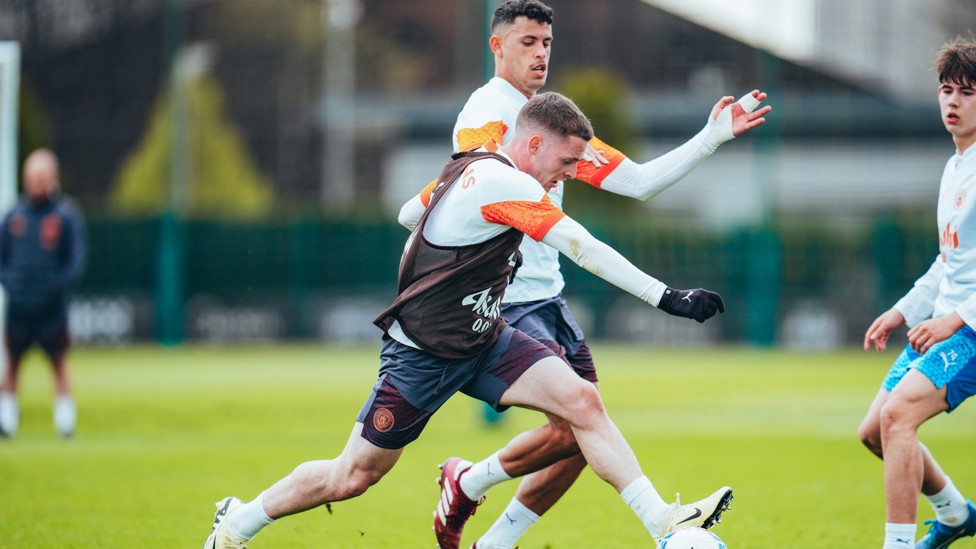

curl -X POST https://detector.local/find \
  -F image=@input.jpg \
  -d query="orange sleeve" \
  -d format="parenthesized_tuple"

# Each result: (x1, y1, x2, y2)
(456, 121, 508, 152)
(418, 178, 438, 207)
(574, 135, 627, 188)
(481, 196, 566, 241)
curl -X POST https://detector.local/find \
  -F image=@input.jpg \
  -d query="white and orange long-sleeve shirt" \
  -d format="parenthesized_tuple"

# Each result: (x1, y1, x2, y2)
(389, 147, 669, 349)
(895, 144, 976, 328)
(420, 148, 566, 247)
(402, 76, 737, 304)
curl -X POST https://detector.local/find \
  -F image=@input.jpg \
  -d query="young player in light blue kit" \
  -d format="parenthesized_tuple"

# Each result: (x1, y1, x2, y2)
(860, 37, 976, 549)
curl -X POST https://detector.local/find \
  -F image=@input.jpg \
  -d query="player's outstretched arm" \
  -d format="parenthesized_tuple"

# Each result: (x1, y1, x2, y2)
(540, 216, 724, 323)
(591, 90, 771, 201)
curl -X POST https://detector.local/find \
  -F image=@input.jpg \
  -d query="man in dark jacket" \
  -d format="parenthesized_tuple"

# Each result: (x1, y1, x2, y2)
(0, 148, 86, 438)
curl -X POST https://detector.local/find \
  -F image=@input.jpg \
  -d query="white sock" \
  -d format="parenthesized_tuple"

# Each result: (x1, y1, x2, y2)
(0, 391, 18, 436)
(459, 452, 512, 500)
(620, 476, 670, 539)
(54, 395, 76, 437)
(228, 492, 276, 540)
(883, 523, 916, 549)
(475, 497, 540, 549)
(927, 477, 970, 527)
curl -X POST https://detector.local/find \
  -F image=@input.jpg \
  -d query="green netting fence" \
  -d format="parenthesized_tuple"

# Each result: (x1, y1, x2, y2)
(77, 215, 935, 346)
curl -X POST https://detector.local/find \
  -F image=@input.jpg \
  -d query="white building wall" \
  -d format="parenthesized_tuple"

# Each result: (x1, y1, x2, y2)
(646, 0, 949, 102)
(816, 0, 943, 101)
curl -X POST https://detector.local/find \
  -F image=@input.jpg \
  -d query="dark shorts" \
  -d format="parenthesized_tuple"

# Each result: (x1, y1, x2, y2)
(357, 327, 558, 449)
(5, 302, 70, 362)
(882, 325, 976, 413)
(502, 294, 597, 383)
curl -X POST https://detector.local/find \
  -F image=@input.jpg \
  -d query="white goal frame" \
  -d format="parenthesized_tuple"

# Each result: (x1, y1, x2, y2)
(0, 42, 20, 379)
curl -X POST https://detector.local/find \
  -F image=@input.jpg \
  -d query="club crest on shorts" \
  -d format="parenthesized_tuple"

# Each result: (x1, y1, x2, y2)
(373, 407, 395, 432)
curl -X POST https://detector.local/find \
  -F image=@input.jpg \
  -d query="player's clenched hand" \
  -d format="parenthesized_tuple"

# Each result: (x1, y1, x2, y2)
(863, 308, 905, 352)
(658, 287, 725, 323)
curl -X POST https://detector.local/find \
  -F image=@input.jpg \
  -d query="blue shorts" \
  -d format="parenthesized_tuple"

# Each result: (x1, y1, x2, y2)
(357, 327, 559, 449)
(502, 294, 596, 383)
(5, 302, 70, 362)
(882, 325, 976, 412)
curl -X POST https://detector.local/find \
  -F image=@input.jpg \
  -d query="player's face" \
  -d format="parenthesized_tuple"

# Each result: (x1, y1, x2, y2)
(531, 134, 587, 191)
(493, 17, 552, 99)
(939, 80, 976, 153)
(22, 155, 58, 202)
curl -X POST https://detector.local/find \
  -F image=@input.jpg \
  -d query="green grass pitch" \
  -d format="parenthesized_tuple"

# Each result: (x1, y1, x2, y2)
(1, 344, 975, 547)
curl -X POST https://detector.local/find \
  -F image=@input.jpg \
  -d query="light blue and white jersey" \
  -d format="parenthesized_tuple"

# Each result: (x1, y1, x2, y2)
(896, 145, 976, 327)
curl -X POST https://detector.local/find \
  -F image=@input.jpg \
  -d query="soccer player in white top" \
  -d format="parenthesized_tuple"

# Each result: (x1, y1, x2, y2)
(202, 92, 730, 549)
(860, 38, 976, 549)
(397, 2, 769, 548)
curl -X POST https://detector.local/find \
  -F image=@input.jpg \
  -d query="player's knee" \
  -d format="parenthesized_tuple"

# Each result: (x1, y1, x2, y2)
(562, 381, 605, 427)
(857, 420, 883, 456)
(331, 465, 380, 500)
(343, 469, 376, 498)
(878, 398, 915, 439)
(293, 460, 379, 501)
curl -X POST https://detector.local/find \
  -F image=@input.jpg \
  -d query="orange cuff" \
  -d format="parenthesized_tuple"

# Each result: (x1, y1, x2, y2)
(456, 121, 508, 152)
(419, 178, 438, 207)
(575, 136, 626, 188)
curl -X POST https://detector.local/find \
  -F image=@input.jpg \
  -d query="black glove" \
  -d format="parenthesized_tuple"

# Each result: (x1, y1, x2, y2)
(658, 287, 725, 323)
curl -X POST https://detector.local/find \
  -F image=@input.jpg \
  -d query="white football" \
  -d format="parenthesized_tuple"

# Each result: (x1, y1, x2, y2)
(658, 527, 727, 549)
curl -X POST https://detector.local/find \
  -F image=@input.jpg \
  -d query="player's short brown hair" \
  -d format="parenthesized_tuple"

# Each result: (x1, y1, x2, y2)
(517, 92, 593, 141)
(937, 36, 976, 86)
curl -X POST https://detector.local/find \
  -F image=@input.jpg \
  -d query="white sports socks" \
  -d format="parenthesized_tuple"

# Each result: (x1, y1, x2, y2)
(475, 497, 540, 549)
(459, 451, 512, 500)
(620, 475, 670, 539)
(883, 522, 916, 549)
(927, 477, 970, 527)
(228, 492, 275, 540)
(54, 395, 76, 437)
(0, 391, 18, 437)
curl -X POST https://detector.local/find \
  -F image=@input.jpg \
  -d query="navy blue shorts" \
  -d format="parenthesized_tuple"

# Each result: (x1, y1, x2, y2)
(502, 294, 596, 383)
(5, 302, 70, 362)
(357, 327, 558, 449)
(882, 325, 976, 413)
